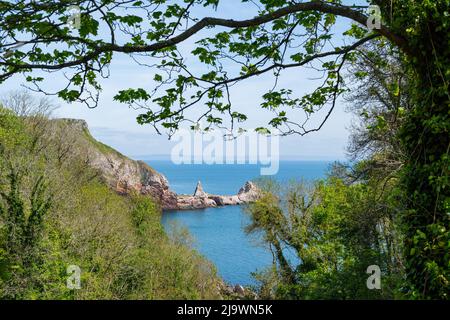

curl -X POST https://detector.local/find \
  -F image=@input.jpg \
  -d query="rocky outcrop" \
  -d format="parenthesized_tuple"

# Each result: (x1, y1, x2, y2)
(177, 181, 218, 209)
(176, 181, 260, 210)
(176, 194, 218, 210)
(59, 118, 260, 211)
(193, 181, 207, 197)
(237, 181, 260, 202)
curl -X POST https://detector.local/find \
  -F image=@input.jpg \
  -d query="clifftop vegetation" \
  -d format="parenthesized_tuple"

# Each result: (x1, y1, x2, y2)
(0, 91, 221, 299)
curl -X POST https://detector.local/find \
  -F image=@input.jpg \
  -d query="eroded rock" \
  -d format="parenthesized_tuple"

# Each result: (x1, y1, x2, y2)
(60, 118, 260, 211)
(237, 181, 260, 202)
(193, 181, 208, 197)
(175, 181, 260, 210)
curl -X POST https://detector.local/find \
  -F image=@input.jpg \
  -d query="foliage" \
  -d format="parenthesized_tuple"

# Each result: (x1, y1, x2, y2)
(245, 38, 409, 300)
(379, 0, 450, 299)
(0, 101, 220, 299)
(0, 0, 388, 134)
(245, 175, 404, 300)
(0, 0, 448, 298)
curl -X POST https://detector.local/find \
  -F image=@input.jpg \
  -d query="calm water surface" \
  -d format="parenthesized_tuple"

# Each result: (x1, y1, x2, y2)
(147, 161, 331, 285)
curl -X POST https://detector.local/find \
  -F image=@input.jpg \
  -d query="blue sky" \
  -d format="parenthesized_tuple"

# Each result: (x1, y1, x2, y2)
(1, 1, 370, 161)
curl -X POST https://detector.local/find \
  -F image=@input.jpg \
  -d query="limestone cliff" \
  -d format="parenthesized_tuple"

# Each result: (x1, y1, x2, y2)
(58, 118, 259, 210)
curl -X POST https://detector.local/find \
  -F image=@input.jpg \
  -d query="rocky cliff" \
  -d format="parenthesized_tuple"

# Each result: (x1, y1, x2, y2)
(59, 119, 259, 210)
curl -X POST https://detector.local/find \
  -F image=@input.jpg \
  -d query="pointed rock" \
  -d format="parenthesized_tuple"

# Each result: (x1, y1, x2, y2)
(237, 181, 260, 202)
(194, 181, 208, 197)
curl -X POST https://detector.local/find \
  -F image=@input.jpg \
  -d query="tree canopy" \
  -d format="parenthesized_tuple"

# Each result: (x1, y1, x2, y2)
(1, 0, 409, 134)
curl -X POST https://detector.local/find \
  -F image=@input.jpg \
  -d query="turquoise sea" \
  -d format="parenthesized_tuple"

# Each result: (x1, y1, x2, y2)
(146, 160, 332, 286)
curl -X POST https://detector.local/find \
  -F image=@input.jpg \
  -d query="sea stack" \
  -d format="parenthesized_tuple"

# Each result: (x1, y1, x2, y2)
(193, 181, 208, 197)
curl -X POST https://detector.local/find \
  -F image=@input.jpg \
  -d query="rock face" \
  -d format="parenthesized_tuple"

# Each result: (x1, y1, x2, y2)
(237, 181, 260, 202)
(60, 118, 260, 211)
(86, 139, 179, 209)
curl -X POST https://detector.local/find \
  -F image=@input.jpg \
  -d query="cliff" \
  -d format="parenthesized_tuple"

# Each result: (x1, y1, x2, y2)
(57, 119, 259, 210)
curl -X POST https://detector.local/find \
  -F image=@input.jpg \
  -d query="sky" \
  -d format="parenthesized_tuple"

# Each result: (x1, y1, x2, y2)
(0, 1, 368, 161)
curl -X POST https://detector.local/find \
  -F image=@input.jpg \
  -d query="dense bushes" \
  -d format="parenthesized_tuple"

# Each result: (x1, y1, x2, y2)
(244, 41, 410, 299)
(0, 100, 220, 300)
(246, 174, 404, 299)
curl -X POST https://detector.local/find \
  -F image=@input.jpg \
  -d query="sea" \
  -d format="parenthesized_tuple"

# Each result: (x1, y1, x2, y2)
(146, 160, 332, 286)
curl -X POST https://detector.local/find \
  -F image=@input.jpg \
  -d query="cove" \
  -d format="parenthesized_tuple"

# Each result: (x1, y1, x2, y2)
(150, 160, 330, 285)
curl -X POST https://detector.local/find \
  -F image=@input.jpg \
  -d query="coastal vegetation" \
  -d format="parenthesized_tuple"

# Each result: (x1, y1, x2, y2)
(0, 0, 448, 299)
(0, 92, 221, 299)
(244, 40, 410, 299)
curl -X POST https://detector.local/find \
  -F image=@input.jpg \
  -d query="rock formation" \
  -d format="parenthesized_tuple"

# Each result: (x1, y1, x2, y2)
(193, 181, 207, 197)
(237, 181, 260, 202)
(60, 118, 260, 211)
(176, 180, 260, 210)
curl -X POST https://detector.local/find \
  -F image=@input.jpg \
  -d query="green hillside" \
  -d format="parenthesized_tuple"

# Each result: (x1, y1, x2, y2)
(0, 107, 221, 299)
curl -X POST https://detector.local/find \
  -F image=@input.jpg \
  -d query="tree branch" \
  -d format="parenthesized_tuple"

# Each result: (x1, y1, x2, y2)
(0, 1, 409, 73)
